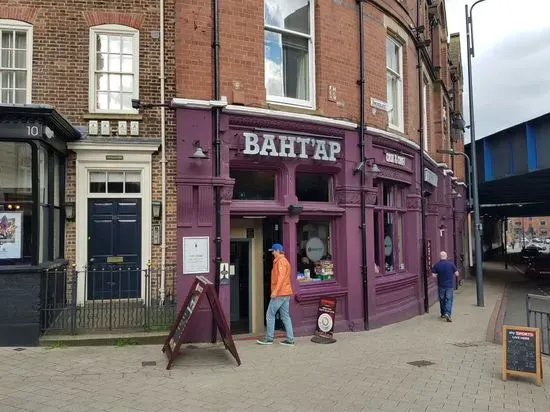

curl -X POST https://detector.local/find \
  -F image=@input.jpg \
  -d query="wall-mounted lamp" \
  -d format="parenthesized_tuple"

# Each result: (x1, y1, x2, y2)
(189, 140, 209, 160)
(288, 204, 303, 216)
(152, 200, 162, 220)
(65, 201, 76, 221)
(450, 189, 462, 199)
(353, 157, 380, 177)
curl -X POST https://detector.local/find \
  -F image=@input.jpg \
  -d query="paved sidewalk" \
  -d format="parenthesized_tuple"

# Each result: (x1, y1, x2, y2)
(0, 270, 549, 412)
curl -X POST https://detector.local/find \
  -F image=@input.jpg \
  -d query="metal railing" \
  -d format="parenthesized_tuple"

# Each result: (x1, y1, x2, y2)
(40, 264, 177, 335)
(526, 293, 550, 355)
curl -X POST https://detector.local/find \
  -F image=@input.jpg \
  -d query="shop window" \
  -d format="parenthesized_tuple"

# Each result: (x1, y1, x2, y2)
(373, 182, 406, 274)
(264, 0, 314, 107)
(296, 173, 332, 202)
(0, 20, 33, 104)
(89, 171, 142, 194)
(89, 24, 139, 113)
(230, 170, 276, 200)
(296, 220, 334, 283)
(0, 142, 32, 264)
(0, 142, 65, 265)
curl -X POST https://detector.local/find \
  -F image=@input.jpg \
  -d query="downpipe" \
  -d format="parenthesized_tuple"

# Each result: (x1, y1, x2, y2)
(357, 0, 369, 330)
(159, 0, 167, 305)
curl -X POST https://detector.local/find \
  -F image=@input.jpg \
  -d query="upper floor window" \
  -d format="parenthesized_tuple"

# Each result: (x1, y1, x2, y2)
(264, 0, 314, 108)
(386, 36, 403, 131)
(89, 25, 139, 113)
(0, 20, 32, 104)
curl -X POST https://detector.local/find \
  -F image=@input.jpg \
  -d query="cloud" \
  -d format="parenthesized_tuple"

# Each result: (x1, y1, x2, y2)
(445, 0, 550, 140)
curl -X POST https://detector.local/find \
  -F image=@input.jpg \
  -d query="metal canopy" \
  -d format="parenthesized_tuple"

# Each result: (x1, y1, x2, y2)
(479, 168, 550, 217)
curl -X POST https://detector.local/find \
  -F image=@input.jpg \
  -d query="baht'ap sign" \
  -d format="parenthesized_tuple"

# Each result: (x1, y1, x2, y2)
(242, 132, 341, 162)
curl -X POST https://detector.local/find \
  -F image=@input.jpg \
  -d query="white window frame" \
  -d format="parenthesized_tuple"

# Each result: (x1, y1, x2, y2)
(422, 77, 428, 152)
(88, 24, 139, 114)
(0, 19, 33, 104)
(386, 35, 404, 133)
(264, 0, 316, 109)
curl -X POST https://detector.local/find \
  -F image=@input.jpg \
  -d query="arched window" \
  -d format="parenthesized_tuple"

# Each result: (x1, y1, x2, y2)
(89, 24, 139, 113)
(0, 19, 33, 104)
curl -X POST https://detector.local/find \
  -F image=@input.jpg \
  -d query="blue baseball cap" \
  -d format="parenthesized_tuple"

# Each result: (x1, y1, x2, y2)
(269, 243, 284, 252)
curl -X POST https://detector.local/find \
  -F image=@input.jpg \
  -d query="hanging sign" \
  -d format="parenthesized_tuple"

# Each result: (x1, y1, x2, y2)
(242, 132, 341, 162)
(311, 296, 337, 344)
(0, 212, 22, 259)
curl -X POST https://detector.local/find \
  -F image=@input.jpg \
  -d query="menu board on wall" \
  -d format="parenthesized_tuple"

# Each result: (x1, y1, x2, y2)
(0, 212, 22, 259)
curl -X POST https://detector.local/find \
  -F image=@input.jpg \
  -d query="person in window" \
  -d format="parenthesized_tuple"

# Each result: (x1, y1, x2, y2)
(431, 251, 459, 322)
(297, 249, 315, 278)
(257, 243, 295, 346)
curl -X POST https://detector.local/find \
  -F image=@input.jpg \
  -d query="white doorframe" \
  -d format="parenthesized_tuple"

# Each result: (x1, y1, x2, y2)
(67, 142, 159, 305)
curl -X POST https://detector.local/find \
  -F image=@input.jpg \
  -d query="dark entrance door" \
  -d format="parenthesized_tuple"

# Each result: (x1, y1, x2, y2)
(262, 217, 284, 329)
(230, 240, 250, 333)
(87, 199, 141, 300)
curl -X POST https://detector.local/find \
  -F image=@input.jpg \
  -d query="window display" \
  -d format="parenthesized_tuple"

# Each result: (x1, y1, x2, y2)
(296, 220, 334, 282)
(373, 182, 406, 274)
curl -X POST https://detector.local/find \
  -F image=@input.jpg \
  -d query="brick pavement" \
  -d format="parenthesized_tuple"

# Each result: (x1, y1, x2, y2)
(0, 267, 549, 412)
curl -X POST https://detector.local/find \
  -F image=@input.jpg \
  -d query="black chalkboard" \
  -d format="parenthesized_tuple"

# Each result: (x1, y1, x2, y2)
(502, 325, 542, 385)
(505, 329, 536, 373)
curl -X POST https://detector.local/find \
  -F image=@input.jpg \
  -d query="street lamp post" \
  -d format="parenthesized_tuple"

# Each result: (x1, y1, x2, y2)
(465, 0, 487, 307)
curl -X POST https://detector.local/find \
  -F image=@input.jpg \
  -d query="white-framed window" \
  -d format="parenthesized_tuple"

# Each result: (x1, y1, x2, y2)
(386, 35, 403, 131)
(0, 19, 32, 104)
(422, 77, 428, 151)
(264, 0, 315, 108)
(89, 24, 139, 113)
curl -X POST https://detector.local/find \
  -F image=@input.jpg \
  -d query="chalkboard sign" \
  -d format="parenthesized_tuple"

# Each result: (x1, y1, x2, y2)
(502, 325, 542, 386)
(162, 276, 241, 370)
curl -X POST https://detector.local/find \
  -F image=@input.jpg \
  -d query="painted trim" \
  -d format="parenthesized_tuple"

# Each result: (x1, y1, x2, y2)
(171, 97, 228, 109)
(68, 141, 160, 153)
(526, 122, 537, 172)
(88, 24, 140, 115)
(71, 144, 157, 305)
(223, 104, 358, 129)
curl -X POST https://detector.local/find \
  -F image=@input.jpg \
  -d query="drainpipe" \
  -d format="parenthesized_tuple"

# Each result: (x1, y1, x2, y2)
(416, 0, 429, 313)
(159, 0, 167, 303)
(357, 0, 369, 331)
(211, 0, 222, 343)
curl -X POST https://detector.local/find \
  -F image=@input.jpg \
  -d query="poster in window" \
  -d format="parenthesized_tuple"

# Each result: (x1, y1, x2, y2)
(0, 212, 22, 259)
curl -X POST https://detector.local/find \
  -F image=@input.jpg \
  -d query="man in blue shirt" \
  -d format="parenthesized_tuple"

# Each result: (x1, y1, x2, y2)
(431, 251, 459, 322)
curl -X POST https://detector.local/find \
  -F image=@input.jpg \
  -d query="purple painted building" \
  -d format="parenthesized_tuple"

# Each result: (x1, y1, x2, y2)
(174, 103, 467, 341)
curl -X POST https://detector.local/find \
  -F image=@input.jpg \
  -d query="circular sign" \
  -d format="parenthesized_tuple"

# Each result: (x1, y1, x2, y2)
(384, 236, 393, 256)
(306, 237, 325, 261)
(317, 313, 333, 333)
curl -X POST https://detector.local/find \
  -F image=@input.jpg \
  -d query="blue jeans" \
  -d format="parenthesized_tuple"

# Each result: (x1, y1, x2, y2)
(266, 296, 294, 341)
(438, 287, 454, 316)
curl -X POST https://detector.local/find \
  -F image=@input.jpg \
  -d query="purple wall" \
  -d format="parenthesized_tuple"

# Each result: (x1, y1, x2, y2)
(175, 108, 468, 341)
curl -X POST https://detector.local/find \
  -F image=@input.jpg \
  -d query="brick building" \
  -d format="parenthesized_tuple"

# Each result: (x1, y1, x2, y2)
(0, 0, 176, 345)
(0, 0, 467, 345)
(172, 0, 468, 340)
(508, 216, 550, 241)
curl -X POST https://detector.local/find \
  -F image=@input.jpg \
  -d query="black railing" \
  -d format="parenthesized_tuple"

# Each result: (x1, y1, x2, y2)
(40, 265, 177, 335)
(526, 293, 550, 355)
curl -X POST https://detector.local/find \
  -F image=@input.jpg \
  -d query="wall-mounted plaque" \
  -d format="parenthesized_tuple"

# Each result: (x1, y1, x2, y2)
(182, 236, 210, 274)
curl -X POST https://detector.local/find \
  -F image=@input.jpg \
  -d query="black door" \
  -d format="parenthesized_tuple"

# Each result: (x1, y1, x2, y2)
(87, 199, 141, 300)
(230, 240, 250, 333)
(262, 217, 284, 329)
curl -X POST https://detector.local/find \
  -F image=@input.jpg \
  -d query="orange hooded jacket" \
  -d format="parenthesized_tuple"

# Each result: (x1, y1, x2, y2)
(271, 253, 293, 297)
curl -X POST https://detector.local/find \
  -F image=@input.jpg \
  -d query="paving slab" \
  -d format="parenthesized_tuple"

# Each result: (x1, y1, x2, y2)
(1, 263, 549, 411)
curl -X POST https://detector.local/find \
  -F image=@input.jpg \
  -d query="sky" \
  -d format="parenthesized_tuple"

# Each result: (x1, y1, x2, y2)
(445, 0, 550, 141)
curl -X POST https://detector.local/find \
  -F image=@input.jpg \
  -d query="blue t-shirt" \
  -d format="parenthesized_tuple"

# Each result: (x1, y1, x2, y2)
(432, 260, 457, 288)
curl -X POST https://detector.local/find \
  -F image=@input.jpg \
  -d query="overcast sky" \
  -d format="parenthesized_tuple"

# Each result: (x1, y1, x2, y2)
(445, 0, 550, 141)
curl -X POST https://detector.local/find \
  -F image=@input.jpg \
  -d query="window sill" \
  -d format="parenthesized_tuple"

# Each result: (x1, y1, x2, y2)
(388, 124, 405, 135)
(83, 113, 143, 121)
(266, 101, 317, 114)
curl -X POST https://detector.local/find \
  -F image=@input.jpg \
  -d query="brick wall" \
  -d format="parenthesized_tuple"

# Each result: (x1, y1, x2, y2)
(175, 0, 462, 167)
(1, 0, 177, 268)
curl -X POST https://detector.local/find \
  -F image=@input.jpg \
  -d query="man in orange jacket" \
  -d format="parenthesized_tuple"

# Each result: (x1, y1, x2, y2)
(257, 243, 295, 346)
